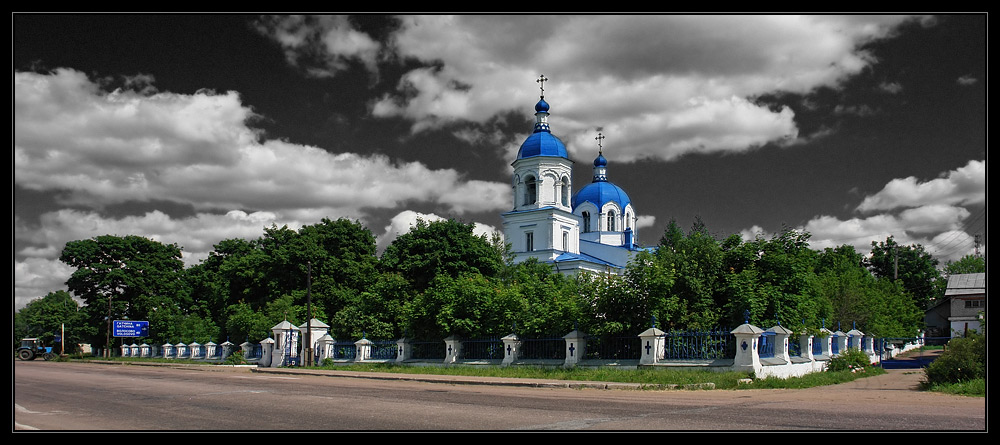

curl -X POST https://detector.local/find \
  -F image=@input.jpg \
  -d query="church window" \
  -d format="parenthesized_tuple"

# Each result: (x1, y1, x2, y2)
(582, 212, 591, 233)
(607, 210, 616, 232)
(562, 231, 568, 251)
(525, 176, 537, 205)
(526, 232, 534, 252)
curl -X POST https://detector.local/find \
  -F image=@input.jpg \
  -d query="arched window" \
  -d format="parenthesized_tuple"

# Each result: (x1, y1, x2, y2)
(561, 177, 570, 206)
(562, 231, 568, 251)
(607, 210, 616, 232)
(582, 211, 591, 233)
(525, 176, 537, 205)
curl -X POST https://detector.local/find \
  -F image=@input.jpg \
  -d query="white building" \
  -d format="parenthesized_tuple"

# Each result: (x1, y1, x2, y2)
(502, 83, 648, 275)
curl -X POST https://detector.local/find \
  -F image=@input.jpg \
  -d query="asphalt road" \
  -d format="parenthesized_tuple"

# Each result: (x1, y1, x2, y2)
(13, 359, 986, 432)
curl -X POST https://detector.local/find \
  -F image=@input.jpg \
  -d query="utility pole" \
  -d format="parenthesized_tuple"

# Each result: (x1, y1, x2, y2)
(304, 261, 313, 367)
(894, 244, 900, 280)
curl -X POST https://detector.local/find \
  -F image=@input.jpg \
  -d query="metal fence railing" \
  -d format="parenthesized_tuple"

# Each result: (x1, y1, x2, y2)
(664, 328, 735, 360)
(459, 337, 503, 360)
(758, 331, 776, 359)
(518, 337, 566, 360)
(370, 340, 398, 360)
(332, 341, 357, 360)
(583, 335, 641, 361)
(409, 340, 445, 360)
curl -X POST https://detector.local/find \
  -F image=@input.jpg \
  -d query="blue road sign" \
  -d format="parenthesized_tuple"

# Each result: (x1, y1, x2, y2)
(113, 320, 149, 337)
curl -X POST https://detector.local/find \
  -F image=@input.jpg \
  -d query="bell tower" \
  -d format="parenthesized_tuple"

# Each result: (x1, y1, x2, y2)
(502, 75, 580, 264)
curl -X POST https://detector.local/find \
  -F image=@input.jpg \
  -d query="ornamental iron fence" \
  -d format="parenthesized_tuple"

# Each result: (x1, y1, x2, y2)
(663, 328, 735, 360)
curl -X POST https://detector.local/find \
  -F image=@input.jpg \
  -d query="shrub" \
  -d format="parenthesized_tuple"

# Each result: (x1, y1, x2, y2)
(223, 351, 248, 365)
(826, 348, 873, 373)
(924, 332, 985, 385)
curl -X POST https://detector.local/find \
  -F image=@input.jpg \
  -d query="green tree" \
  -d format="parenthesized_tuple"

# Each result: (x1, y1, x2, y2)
(60, 235, 185, 349)
(943, 254, 986, 275)
(653, 219, 723, 329)
(403, 273, 522, 339)
(506, 258, 584, 337)
(867, 237, 942, 309)
(14, 290, 89, 353)
(815, 244, 919, 338)
(188, 218, 379, 342)
(330, 271, 411, 340)
(381, 218, 504, 292)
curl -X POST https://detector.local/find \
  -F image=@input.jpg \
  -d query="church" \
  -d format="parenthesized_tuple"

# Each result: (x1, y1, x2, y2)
(502, 76, 648, 275)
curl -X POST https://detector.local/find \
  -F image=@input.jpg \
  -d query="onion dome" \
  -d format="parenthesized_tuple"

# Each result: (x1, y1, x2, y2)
(516, 98, 569, 160)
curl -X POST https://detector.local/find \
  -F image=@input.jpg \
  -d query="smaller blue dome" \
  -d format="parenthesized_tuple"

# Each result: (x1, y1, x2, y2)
(534, 98, 550, 113)
(572, 181, 631, 213)
(593, 153, 607, 167)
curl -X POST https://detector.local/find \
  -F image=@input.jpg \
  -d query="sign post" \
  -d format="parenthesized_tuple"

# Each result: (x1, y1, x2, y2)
(113, 320, 150, 338)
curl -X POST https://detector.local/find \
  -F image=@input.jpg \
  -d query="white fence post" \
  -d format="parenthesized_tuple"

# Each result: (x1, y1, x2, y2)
(355, 338, 373, 362)
(395, 338, 411, 363)
(443, 336, 461, 364)
(768, 325, 793, 365)
(799, 333, 814, 361)
(731, 323, 764, 375)
(563, 330, 586, 367)
(638, 328, 665, 365)
(501, 334, 520, 366)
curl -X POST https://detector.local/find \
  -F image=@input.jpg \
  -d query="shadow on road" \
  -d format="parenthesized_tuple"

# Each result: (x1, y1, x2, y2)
(879, 348, 943, 370)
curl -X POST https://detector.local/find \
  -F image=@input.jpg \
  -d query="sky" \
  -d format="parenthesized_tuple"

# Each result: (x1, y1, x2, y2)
(14, 14, 987, 310)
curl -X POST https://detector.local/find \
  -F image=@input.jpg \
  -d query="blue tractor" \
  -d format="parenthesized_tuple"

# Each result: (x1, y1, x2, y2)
(17, 338, 55, 361)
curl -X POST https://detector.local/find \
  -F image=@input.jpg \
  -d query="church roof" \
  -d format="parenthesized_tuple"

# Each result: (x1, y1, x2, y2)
(551, 251, 622, 269)
(572, 179, 632, 211)
(516, 130, 569, 160)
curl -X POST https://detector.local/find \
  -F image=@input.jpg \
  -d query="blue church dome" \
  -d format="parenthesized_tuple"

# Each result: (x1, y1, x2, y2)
(516, 96, 568, 160)
(593, 153, 607, 167)
(572, 180, 632, 212)
(534, 98, 550, 113)
(516, 131, 569, 160)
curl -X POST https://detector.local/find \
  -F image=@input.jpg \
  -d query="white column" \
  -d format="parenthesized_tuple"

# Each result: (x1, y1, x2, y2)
(731, 324, 764, 375)
(768, 325, 793, 365)
(395, 338, 411, 363)
(563, 330, 587, 367)
(355, 338, 373, 362)
(638, 327, 665, 365)
(501, 334, 520, 366)
(834, 331, 848, 355)
(799, 334, 814, 361)
(443, 336, 462, 364)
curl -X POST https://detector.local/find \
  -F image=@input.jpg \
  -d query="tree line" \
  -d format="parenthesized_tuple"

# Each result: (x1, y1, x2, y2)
(15, 217, 984, 353)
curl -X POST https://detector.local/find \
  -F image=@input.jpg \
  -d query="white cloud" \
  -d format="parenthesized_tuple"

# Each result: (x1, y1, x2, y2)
(254, 15, 383, 78)
(635, 215, 657, 230)
(13, 68, 511, 308)
(795, 160, 984, 263)
(957, 74, 978, 86)
(856, 160, 985, 213)
(376, 210, 500, 252)
(14, 257, 77, 310)
(14, 69, 510, 217)
(362, 15, 913, 162)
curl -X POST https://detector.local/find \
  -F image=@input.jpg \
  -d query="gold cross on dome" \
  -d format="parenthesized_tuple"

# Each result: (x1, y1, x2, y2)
(595, 132, 605, 154)
(536, 74, 548, 97)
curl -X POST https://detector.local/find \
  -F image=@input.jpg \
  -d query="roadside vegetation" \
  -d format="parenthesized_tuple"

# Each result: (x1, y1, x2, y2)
(920, 331, 985, 397)
(311, 360, 886, 390)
